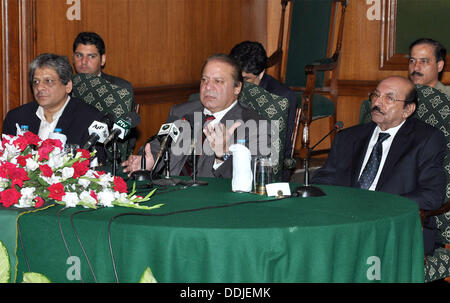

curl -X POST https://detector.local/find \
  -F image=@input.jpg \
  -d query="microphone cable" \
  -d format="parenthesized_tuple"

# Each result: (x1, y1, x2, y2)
(107, 194, 290, 283)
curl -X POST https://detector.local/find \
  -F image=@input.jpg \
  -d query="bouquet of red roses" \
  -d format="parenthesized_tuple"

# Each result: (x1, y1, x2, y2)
(0, 131, 162, 210)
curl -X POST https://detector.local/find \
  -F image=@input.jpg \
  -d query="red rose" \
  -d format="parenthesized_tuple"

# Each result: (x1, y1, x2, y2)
(12, 136, 30, 152)
(39, 164, 53, 178)
(0, 162, 16, 179)
(113, 176, 127, 193)
(16, 154, 32, 167)
(9, 166, 29, 188)
(94, 171, 106, 178)
(90, 190, 98, 204)
(72, 161, 89, 179)
(0, 187, 22, 208)
(34, 197, 45, 208)
(77, 148, 91, 160)
(48, 183, 65, 201)
(38, 139, 62, 161)
(23, 132, 41, 146)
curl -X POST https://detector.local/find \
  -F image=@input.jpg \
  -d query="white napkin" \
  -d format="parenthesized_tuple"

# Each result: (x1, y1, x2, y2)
(229, 143, 252, 192)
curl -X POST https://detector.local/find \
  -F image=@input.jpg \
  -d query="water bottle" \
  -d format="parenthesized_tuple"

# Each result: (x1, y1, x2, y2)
(48, 128, 67, 147)
(19, 125, 29, 135)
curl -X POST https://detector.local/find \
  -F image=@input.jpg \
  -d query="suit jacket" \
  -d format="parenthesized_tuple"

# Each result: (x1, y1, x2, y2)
(311, 118, 447, 255)
(2, 97, 107, 163)
(150, 100, 270, 179)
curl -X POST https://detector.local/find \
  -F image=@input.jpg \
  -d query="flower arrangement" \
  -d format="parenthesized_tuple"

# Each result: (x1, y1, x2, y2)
(0, 131, 161, 210)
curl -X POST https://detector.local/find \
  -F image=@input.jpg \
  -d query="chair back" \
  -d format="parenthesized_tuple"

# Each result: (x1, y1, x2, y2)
(71, 73, 135, 163)
(288, 0, 348, 159)
(414, 85, 450, 244)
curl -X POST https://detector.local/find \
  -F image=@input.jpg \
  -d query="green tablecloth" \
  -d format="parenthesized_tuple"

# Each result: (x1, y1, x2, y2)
(1, 178, 424, 283)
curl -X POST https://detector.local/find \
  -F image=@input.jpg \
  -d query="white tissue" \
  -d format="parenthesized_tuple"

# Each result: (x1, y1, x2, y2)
(229, 143, 252, 192)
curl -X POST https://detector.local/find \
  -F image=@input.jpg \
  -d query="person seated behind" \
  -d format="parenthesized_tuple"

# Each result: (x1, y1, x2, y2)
(229, 41, 297, 181)
(72, 31, 136, 162)
(408, 38, 449, 96)
(122, 54, 272, 178)
(73, 32, 134, 96)
(2, 53, 106, 163)
(312, 76, 447, 256)
(360, 38, 449, 124)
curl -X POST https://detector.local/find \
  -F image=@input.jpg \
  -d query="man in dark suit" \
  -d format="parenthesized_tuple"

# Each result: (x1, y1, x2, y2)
(312, 76, 447, 256)
(122, 54, 271, 179)
(229, 41, 297, 181)
(2, 53, 106, 163)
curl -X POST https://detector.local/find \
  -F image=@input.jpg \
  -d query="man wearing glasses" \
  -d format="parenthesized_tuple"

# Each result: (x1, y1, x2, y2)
(312, 76, 447, 256)
(2, 53, 105, 160)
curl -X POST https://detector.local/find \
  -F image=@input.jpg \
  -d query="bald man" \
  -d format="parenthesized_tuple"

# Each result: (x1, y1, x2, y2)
(312, 76, 447, 256)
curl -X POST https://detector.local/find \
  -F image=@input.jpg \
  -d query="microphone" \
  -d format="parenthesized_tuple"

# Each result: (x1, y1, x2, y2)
(103, 112, 141, 146)
(294, 121, 344, 198)
(151, 123, 181, 172)
(82, 120, 110, 150)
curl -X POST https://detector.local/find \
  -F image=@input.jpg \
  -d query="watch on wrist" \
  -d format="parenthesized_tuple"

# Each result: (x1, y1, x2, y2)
(216, 152, 231, 161)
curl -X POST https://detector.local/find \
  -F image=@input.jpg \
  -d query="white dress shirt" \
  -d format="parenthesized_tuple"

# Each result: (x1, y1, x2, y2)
(36, 96, 71, 140)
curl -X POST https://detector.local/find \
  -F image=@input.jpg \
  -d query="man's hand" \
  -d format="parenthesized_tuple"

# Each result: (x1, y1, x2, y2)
(203, 121, 241, 158)
(121, 143, 154, 176)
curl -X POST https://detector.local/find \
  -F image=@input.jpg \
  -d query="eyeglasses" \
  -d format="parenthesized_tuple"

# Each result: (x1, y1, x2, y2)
(369, 91, 406, 104)
(31, 78, 61, 88)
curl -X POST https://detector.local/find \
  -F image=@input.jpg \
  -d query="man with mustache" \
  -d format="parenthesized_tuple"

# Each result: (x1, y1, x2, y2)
(2, 53, 106, 162)
(408, 38, 450, 96)
(312, 76, 447, 256)
(122, 54, 270, 178)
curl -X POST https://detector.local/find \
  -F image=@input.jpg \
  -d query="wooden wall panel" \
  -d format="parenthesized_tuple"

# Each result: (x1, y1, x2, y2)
(334, 0, 449, 130)
(33, 0, 267, 88)
(2, 0, 271, 153)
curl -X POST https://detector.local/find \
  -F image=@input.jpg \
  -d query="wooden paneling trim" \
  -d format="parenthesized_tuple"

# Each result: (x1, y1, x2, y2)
(134, 83, 199, 105)
(1, 0, 35, 121)
(337, 80, 378, 97)
(380, 0, 450, 71)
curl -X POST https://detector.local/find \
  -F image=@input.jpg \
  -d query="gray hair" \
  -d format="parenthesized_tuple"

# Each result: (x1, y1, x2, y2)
(29, 53, 73, 87)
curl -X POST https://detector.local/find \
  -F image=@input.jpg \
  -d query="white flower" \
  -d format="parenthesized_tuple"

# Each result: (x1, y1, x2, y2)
(47, 152, 65, 169)
(0, 177, 10, 191)
(114, 192, 130, 204)
(79, 191, 97, 207)
(78, 177, 91, 189)
(61, 167, 74, 180)
(97, 190, 115, 207)
(62, 192, 80, 208)
(17, 187, 36, 208)
(97, 174, 114, 188)
(26, 158, 39, 171)
(42, 174, 62, 185)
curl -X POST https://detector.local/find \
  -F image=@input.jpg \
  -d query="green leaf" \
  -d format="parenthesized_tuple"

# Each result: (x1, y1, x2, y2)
(139, 267, 157, 283)
(22, 272, 51, 283)
(0, 240, 11, 283)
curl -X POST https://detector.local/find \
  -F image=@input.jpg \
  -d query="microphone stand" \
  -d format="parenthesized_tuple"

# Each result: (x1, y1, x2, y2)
(151, 148, 183, 186)
(181, 140, 208, 187)
(294, 124, 341, 197)
(112, 139, 118, 176)
(129, 146, 152, 181)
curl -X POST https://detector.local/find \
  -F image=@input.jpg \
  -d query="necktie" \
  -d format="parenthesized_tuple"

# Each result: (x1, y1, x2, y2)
(357, 132, 390, 190)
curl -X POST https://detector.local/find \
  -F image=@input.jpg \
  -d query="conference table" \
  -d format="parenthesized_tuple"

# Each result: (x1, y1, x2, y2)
(0, 177, 424, 283)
